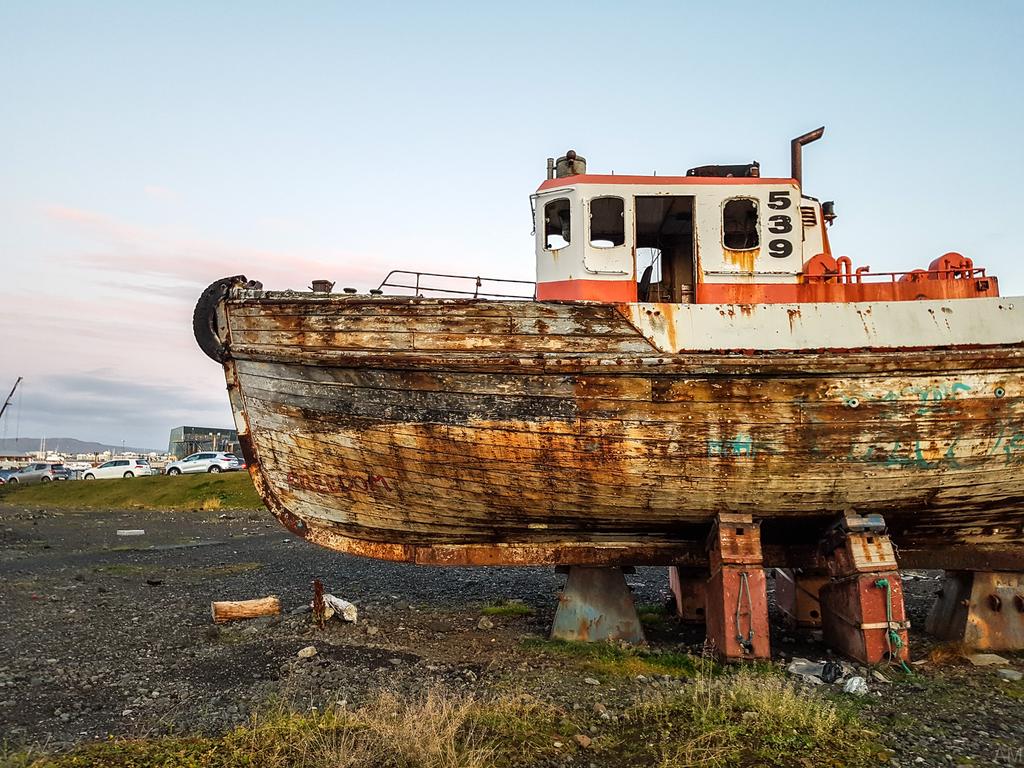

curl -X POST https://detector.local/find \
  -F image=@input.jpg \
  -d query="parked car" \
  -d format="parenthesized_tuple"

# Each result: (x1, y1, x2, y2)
(5, 463, 72, 484)
(0, 468, 18, 485)
(223, 453, 246, 470)
(164, 452, 241, 475)
(82, 458, 154, 480)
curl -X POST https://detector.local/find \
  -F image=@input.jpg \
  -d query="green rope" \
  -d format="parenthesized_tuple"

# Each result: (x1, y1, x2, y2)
(875, 578, 913, 674)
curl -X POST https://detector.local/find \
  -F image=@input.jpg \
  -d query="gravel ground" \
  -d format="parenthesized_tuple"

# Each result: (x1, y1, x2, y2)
(1, 504, 1022, 766)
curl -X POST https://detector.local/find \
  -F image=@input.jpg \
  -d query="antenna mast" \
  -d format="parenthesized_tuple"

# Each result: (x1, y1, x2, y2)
(0, 377, 22, 421)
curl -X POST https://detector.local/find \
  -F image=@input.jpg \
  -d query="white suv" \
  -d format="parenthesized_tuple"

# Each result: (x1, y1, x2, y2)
(165, 452, 240, 475)
(83, 459, 153, 480)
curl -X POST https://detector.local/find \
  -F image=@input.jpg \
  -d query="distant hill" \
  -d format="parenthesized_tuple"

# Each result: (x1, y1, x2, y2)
(0, 437, 160, 455)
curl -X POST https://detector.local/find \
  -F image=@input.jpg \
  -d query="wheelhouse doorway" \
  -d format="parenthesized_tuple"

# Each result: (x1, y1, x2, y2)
(635, 195, 696, 303)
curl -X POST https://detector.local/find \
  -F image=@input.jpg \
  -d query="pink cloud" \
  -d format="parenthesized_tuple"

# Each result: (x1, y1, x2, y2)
(44, 205, 385, 292)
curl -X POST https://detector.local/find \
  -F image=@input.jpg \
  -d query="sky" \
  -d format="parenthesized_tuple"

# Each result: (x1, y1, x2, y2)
(1, 1, 1022, 450)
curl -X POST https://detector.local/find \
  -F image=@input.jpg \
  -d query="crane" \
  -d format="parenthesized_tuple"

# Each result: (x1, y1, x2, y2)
(0, 377, 22, 421)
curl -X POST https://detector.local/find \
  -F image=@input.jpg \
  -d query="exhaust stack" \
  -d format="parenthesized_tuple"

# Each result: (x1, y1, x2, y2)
(790, 126, 825, 187)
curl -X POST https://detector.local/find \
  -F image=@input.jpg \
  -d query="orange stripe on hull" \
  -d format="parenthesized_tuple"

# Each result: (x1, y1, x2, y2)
(697, 279, 999, 304)
(537, 279, 637, 302)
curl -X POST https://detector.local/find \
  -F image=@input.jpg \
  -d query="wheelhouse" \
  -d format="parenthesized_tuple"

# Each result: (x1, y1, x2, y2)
(534, 130, 998, 304)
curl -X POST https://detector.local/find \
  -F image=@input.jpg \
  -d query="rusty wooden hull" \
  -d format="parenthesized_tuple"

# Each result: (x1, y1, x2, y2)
(198, 280, 1024, 570)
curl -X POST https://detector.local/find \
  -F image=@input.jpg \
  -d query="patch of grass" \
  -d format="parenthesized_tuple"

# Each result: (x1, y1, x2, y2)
(12, 677, 880, 768)
(522, 637, 703, 678)
(1, 742, 39, 768)
(15, 689, 568, 768)
(481, 600, 533, 617)
(0, 472, 263, 512)
(637, 602, 669, 627)
(603, 668, 882, 767)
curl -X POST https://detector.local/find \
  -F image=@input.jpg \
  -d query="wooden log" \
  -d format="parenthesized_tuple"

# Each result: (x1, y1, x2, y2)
(210, 595, 280, 624)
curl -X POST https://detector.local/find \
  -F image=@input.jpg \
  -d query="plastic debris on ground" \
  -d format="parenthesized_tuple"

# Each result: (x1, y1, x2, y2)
(842, 676, 869, 695)
(116, 529, 145, 536)
(786, 657, 849, 685)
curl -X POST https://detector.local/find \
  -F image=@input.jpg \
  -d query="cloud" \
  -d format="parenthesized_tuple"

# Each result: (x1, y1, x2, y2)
(143, 185, 177, 201)
(0, 371, 232, 450)
(6, 203, 399, 447)
(44, 204, 384, 292)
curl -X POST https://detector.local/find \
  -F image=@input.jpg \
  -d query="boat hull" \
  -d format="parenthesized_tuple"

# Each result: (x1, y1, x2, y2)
(201, 281, 1024, 570)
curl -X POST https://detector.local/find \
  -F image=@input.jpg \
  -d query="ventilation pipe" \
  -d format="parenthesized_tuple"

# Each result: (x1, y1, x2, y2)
(790, 127, 825, 187)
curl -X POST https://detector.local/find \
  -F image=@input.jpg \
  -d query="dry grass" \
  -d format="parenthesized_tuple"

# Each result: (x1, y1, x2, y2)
(14, 689, 565, 768)
(225, 692, 499, 768)
(926, 642, 969, 666)
(13, 674, 879, 768)
(607, 666, 880, 767)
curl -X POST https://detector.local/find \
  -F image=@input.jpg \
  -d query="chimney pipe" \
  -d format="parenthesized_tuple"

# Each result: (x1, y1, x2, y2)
(790, 126, 825, 187)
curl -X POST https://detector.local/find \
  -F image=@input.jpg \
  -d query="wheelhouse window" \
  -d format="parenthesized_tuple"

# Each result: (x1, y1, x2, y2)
(588, 196, 624, 248)
(544, 198, 571, 250)
(722, 198, 759, 250)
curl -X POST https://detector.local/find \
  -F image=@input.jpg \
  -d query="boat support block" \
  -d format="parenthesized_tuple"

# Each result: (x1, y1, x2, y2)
(818, 513, 910, 665)
(551, 566, 645, 644)
(926, 571, 1024, 650)
(775, 568, 829, 630)
(668, 566, 707, 624)
(705, 513, 771, 661)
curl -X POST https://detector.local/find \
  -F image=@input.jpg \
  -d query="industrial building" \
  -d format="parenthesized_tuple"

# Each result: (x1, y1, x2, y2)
(167, 426, 239, 458)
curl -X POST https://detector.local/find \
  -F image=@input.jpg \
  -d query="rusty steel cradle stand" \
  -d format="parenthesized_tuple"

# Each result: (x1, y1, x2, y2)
(667, 514, 771, 662)
(704, 512, 771, 661)
(818, 513, 910, 666)
(926, 571, 1024, 650)
(668, 566, 707, 624)
(775, 568, 829, 630)
(550, 566, 646, 644)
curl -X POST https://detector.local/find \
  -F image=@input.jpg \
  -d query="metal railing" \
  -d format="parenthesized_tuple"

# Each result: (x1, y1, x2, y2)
(805, 266, 988, 284)
(376, 270, 536, 300)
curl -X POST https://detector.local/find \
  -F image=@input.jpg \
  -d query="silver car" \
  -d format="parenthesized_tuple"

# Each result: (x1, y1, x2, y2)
(5, 463, 72, 485)
(164, 451, 240, 475)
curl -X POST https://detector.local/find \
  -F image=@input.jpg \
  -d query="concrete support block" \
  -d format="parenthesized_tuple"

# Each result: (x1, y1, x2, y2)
(551, 566, 644, 644)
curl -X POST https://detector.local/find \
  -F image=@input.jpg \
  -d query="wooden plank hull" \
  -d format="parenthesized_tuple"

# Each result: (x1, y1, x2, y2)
(202, 284, 1024, 570)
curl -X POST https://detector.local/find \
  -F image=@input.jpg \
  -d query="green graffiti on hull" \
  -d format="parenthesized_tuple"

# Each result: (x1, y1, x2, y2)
(849, 381, 974, 418)
(708, 434, 753, 458)
(990, 428, 1024, 466)
(708, 434, 758, 458)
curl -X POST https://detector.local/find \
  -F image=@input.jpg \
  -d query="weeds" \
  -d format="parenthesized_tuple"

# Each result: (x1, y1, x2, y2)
(636, 602, 670, 628)
(10, 676, 879, 768)
(522, 637, 703, 678)
(607, 667, 879, 767)
(13, 689, 561, 768)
